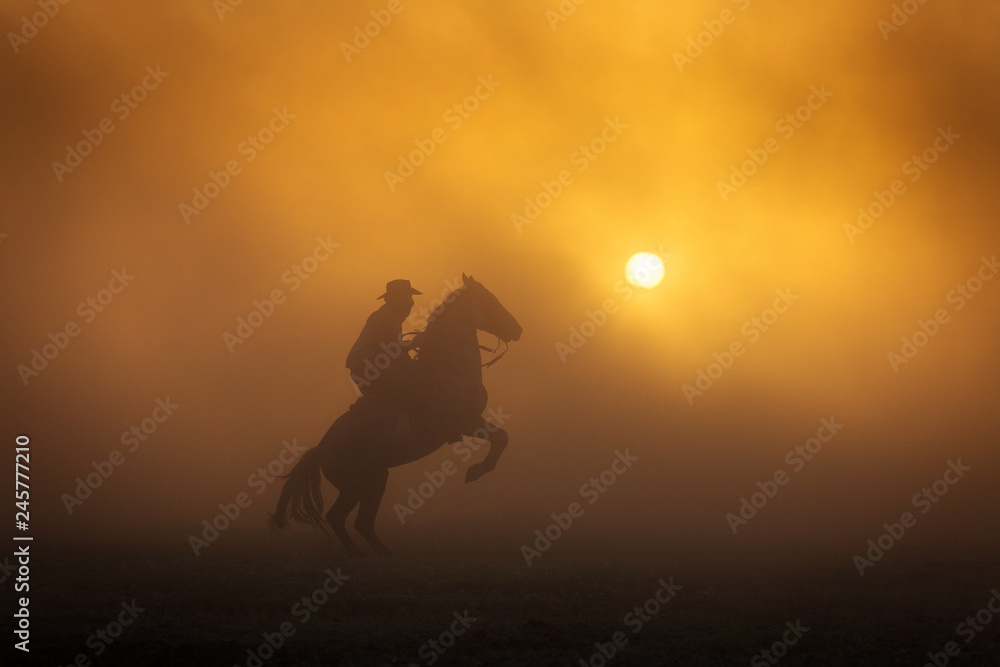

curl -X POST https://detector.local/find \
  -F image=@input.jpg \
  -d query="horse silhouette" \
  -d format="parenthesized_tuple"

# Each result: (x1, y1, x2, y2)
(269, 274, 522, 556)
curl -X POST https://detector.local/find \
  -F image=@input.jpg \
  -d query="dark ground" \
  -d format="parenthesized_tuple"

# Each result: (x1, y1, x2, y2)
(8, 547, 1000, 666)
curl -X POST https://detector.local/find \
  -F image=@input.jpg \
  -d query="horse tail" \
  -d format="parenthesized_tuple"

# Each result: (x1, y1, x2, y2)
(269, 447, 324, 530)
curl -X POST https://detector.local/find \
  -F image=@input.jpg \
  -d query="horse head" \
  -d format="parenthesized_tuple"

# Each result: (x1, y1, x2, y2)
(412, 274, 521, 367)
(461, 273, 522, 343)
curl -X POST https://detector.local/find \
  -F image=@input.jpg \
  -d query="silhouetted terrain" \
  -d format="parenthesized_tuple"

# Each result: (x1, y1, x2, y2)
(19, 547, 998, 666)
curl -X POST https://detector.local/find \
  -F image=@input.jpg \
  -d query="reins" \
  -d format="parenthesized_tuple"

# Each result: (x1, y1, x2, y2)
(404, 285, 511, 369)
(407, 329, 509, 369)
(479, 336, 508, 369)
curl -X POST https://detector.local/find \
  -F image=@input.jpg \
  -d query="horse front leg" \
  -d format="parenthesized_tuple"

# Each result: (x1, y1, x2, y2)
(464, 417, 508, 483)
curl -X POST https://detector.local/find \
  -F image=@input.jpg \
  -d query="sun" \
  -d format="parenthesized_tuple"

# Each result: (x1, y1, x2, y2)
(625, 252, 665, 289)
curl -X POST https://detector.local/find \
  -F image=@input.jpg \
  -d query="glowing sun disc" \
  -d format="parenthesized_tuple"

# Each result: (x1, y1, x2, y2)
(625, 252, 665, 289)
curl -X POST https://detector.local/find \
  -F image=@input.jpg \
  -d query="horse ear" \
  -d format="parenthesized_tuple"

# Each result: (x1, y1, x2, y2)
(462, 273, 469, 284)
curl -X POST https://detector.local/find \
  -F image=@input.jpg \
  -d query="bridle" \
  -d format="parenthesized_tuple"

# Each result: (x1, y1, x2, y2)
(406, 287, 512, 369)
(478, 336, 508, 368)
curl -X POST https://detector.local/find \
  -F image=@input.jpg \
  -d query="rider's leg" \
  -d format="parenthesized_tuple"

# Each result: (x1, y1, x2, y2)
(384, 364, 413, 435)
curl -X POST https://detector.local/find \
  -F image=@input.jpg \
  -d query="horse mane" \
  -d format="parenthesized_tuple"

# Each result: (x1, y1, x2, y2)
(426, 285, 467, 325)
(409, 285, 469, 352)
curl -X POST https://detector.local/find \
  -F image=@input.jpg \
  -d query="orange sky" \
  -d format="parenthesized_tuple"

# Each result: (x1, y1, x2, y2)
(2, 0, 999, 556)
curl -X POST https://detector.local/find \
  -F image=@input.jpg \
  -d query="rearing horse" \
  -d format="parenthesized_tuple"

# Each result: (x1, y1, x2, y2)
(269, 274, 522, 556)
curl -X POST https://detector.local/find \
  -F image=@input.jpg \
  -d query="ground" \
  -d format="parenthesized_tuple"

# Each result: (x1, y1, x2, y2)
(18, 548, 1000, 666)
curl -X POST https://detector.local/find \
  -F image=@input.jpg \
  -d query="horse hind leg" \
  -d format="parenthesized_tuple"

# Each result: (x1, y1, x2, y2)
(355, 468, 392, 557)
(325, 487, 366, 558)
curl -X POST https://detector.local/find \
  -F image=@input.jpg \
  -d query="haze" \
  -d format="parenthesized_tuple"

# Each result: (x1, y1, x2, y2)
(2, 0, 999, 561)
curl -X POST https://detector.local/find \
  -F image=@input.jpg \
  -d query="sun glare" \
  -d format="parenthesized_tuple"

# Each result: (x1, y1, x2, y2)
(625, 252, 665, 289)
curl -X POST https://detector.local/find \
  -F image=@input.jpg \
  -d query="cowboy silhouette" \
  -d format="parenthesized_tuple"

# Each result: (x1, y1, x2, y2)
(272, 274, 522, 556)
(346, 279, 422, 434)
